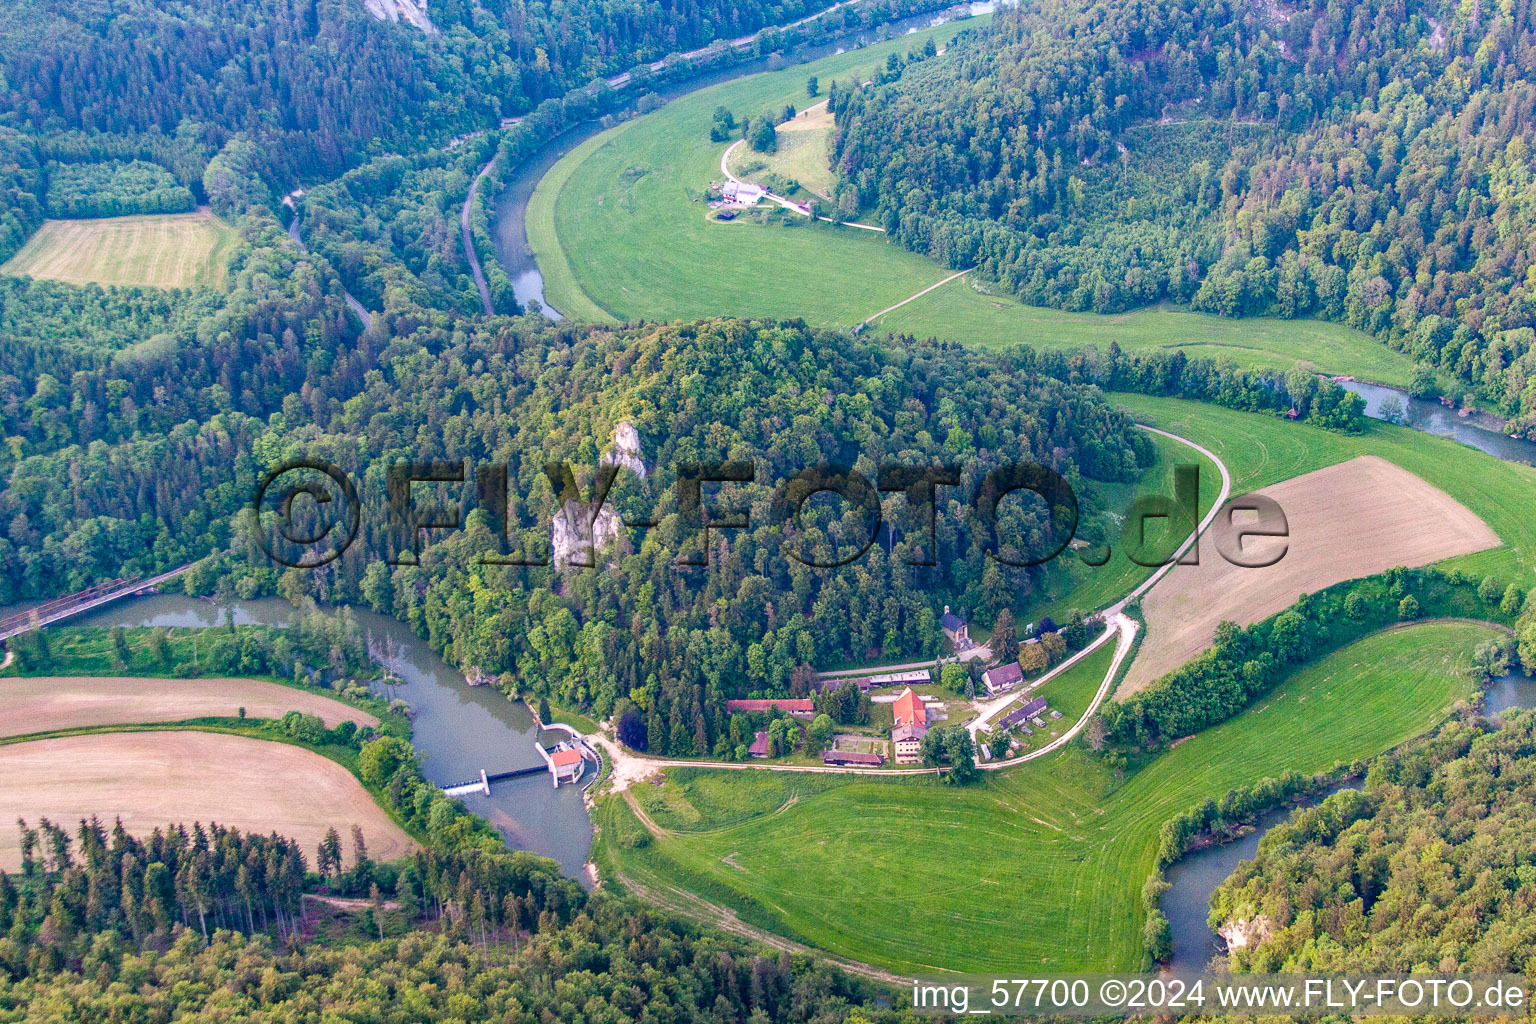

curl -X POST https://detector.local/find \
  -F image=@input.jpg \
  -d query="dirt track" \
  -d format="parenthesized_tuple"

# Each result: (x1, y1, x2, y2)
(0, 732, 413, 870)
(1118, 455, 1500, 695)
(0, 676, 377, 738)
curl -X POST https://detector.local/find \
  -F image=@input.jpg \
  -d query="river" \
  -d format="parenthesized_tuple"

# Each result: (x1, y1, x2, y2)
(1163, 671, 1536, 972)
(1339, 380, 1536, 466)
(491, 0, 1003, 317)
(67, 595, 596, 881)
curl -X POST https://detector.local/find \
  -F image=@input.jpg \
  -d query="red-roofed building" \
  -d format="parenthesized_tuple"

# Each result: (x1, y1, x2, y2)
(892, 688, 927, 728)
(891, 688, 930, 763)
(547, 745, 585, 785)
(727, 698, 815, 718)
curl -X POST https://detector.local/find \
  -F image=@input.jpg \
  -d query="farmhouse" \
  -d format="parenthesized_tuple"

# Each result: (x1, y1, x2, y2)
(997, 696, 1048, 733)
(727, 698, 815, 717)
(892, 724, 927, 763)
(940, 606, 969, 645)
(890, 687, 929, 763)
(823, 749, 883, 766)
(748, 731, 770, 758)
(721, 180, 764, 205)
(983, 662, 1023, 695)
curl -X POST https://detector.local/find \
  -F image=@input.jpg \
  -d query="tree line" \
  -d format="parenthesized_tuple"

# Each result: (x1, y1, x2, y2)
(43, 160, 195, 219)
(1210, 710, 1536, 973)
(1097, 566, 1522, 751)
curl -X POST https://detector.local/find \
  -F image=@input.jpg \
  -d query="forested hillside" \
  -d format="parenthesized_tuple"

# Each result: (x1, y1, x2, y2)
(0, 0, 882, 185)
(830, 0, 1536, 430)
(1211, 709, 1536, 973)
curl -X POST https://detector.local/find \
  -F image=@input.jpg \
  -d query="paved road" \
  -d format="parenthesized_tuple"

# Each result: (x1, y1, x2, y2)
(973, 423, 1234, 768)
(462, 157, 497, 315)
(589, 422, 1234, 779)
(286, 200, 375, 330)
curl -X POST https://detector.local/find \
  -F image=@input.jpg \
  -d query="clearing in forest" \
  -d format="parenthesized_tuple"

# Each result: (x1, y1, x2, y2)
(0, 676, 378, 739)
(1118, 455, 1500, 694)
(1, 210, 236, 289)
(0, 731, 413, 870)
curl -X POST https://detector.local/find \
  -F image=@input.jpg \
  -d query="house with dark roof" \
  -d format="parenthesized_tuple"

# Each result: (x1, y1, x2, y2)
(940, 605, 969, 645)
(983, 661, 1023, 695)
(892, 723, 928, 763)
(823, 749, 883, 766)
(748, 730, 770, 758)
(998, 696, 1048, 732)
(727, 698, 815, 718)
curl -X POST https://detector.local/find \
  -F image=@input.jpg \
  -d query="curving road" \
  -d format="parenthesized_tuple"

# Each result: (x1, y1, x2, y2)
(973, 423, 1233, 769)
(462, 157, 497, 315)
(286, 199, 375, 330)
(591, 422, 1232, 781)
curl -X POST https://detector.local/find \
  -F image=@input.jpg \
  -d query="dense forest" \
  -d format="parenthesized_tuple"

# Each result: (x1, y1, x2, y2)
(221, 315, 1151, 756)
(44, 160, 195, 218)
(0, 135, 1159, 753)
(0, 708, 906, 1021)
(830, 0, 1536, 430)
(0, 754, 906, 1021)
(0, 0, 938, 188)
(1211, 709, 1536, 973)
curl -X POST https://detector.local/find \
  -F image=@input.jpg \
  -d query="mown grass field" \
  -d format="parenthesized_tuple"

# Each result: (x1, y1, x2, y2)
(875, 276, 1417, 387)
(1, 210, 236, 288)
(1113, 395, 1536, 585)
(729, 102, 836, 196)
(529, 21, 1415, 386)
(531, 20, 991, 328)
(597, 622, 1492, 973)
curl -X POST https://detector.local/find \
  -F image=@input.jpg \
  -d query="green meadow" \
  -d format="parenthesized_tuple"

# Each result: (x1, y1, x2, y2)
(597, 622, 1491, 974)
(528, 20, 1416, 386)
(1112, 395, 1536, 584)
(876, 276, 1416, 386)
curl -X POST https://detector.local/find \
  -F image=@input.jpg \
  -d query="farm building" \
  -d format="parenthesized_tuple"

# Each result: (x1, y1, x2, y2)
(892, 688, 927, 729)
(721, 180, 764, 204)
(869, 669, 930, 687)
(748, 731, 770, 758)
(997, 696, 1048, 732)
(983, 662, 1023, 695)
(823, 750, 883, 766)
(727, 698, 815, 718)
(892, 723, 928, 763)
(940, 606, 969, 645)
(891, 687, 929, 763)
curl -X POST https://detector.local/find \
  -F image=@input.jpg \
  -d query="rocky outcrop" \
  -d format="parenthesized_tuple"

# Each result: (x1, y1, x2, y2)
(550, 422, 644, 570)
(551, 500, 625, 570)
(363, 0, 436, 34)
(599, 421, 647, 479)
(1218, 914, 1274, 951)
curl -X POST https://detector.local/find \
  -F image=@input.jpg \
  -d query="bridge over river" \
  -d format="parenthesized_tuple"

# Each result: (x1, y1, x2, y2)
(0, 563, 197, 643)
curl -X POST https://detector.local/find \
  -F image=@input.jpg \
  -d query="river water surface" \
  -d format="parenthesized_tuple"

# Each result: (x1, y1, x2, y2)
(69, 595, 596, 880)
(491, 1, 1002, 317)
(1340, 380, 1536, 465)
(1163, 673, 1536, 971)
